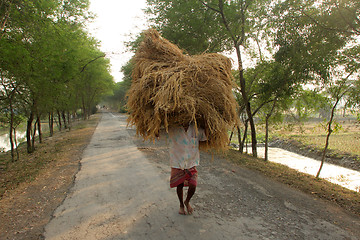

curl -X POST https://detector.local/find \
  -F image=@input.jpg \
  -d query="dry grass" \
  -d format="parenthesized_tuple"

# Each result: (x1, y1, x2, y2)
(0, 115, 100, 198)
(290, 134, 360, 156)
(0, 114, 100, 240)
(127, 29, 239, 150)
(266, 120, 360, 157)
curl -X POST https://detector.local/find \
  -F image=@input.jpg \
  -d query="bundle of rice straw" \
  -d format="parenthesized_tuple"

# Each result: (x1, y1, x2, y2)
(127, 29, 239, 150)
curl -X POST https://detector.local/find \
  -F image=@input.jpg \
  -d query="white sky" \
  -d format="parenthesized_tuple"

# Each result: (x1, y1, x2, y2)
(86, 1, 258, 82)
(87, 0, 149, 82)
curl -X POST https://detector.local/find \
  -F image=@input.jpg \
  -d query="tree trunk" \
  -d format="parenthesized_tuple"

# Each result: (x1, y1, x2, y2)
(237, 127, 242, 152)
(265, 117, 269, 161)
(240, 120, 249, 153)
(26, 111, 34, 153)
(229, 125, 236, 143)
(9, 97, 15, 161)
(9, 124, 15, 161)
(81, 96, 87, 120)
(82, 105, 87, 120)
(265, 99, 277, 161)
(57, 110, 62, 131)
(31, 118, 38, 151)
(49, 112, 54, 137)
(235, 46, 257, 157)
(13, 128, 19, 160)
(316, 98, 340, 178)
(62, 111, 68, 129)
(229, 131, 233, 143)
(37, 114, 42, 143)
(67, 111, 71, 130)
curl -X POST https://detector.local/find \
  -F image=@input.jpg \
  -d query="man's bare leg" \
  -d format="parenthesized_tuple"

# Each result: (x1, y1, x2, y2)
(176, 183, 186, 215)
(184, 184, 196, 215)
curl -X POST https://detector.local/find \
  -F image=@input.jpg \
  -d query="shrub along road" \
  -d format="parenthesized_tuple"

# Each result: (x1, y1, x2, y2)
(44, 111, 360, 240)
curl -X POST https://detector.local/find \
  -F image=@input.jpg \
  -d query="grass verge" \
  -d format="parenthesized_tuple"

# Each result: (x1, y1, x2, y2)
(225, 149, 360, 216)
(0, 115, 100, 199)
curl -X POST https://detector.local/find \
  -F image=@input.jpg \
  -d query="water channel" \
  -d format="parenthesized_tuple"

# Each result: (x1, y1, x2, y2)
(244, 146, 360, 192)
(0, 132, 26, 152)
(0, 133, 359, 192)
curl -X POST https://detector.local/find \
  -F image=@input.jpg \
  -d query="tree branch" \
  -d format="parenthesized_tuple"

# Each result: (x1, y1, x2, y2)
(198, 0, 238, 46)
(300, 7, 357, 36)
(0, 0, 13, 40)
(334, 2, 360, 35)
(80, 54, 105, 73)
(198, 0, 221, 14)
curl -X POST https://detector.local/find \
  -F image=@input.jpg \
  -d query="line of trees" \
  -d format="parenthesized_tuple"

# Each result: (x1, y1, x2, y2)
(114, 0, 360, 167)
(0, 0, 114, 160)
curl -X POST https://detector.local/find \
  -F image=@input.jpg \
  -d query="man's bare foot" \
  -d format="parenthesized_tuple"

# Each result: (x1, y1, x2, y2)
(179, 206, 186, 215)
(184, 200, 194, 215)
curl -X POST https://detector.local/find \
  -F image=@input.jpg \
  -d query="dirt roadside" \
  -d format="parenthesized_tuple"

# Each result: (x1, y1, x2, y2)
(1, 111, 360, 239)
(130, 128, 360, 239)
(0, 115, 100, 240)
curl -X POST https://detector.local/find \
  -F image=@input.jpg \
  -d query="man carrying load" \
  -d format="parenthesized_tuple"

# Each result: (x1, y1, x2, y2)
(167, 123, 207, 215)
(126, 29, 239, 216)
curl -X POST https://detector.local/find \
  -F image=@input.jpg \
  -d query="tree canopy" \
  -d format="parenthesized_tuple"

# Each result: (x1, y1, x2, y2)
(0, 0, 114, 155)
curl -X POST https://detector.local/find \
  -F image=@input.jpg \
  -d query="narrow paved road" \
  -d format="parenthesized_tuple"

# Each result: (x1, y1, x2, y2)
(44, 111, 360, 240)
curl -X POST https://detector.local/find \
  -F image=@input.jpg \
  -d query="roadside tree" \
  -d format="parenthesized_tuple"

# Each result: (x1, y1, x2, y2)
(0, 0, 113, 154)
(145, 0, 278, 157)
(274, 0, 360, 176)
